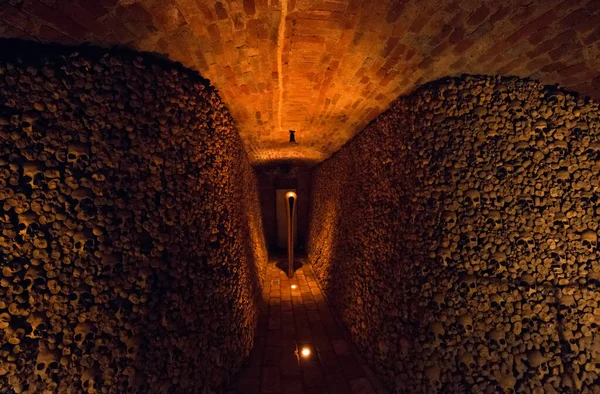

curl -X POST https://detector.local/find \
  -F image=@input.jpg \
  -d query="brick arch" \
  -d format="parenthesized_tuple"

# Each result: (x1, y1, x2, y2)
(2, 0, 600, 163)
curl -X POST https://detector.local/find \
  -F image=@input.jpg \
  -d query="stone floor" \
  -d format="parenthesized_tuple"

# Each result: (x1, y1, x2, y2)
(226, 258, 388, 394)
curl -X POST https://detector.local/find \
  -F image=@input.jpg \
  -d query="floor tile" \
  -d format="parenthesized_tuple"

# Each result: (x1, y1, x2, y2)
(227, 258, 388, 394)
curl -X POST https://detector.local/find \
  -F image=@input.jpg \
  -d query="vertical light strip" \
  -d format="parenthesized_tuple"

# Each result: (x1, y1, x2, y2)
(277, 0, 288, 135)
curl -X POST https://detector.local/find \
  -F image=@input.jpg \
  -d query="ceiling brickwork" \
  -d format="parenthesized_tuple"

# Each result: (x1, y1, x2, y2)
(2, 0, 600, 163)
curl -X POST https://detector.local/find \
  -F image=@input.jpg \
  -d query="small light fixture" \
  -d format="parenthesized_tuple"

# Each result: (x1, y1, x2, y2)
(300, 347, 311, 358)
(291, 284, 297, 289)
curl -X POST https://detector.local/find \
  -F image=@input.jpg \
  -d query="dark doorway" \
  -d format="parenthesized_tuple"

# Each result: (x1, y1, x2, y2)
(254, 162, 313, 255)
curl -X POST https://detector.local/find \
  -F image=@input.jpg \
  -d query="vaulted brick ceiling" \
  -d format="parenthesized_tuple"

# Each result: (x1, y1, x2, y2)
(2, 0, 600, 164)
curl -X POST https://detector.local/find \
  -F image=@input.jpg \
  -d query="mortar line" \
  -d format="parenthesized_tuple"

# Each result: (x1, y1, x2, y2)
(277, 0, 288, 137)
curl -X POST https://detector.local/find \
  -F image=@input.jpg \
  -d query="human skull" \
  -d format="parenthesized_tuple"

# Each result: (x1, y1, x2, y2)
(517, 194, 534, 209)
(437, 247, 452, 266)
(580, 230, 597, 252)
(457, 351, 475, 371)
(81, 367, 100, 393)
(458, 314, 474, 334)
(442, 210, 458, 230)
(517, 233, 535, 251)
(21, 161, 44, 189)
(430, 321, 445, 340)
(74, 321, 94, 348)
(490, 251, 507, 271)
(559, 294, 577, 315)
(67, 142, 90, 166)
(35, 343, 58, 380)
(527, 349, 549, 378)
(17, 211, 39, 237)
(464, 189, 481, 207)
(465, 231, 478, 248)
(488, 329, 507, 347)
(486, 210, 502, 228)
(496, 373, 516, 393)
(490, 294, 505, 308)
(553, 212, 568, 228)
(549, 140, 568, 156)
(26, 312, 46, 339)
(72, 231, 93, 254)
(458, 274, 476, 297)
(424, 365, 441, 390)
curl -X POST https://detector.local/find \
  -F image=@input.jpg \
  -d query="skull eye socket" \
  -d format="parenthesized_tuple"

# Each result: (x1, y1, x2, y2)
(75, 333, 83, 342)
(68, 153, 77, 160)
(36, 362, 45, 371)
(48, 361, 58, 369)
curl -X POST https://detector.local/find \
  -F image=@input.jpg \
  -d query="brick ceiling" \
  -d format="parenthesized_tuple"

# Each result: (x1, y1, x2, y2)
(2, 0, 600, 164)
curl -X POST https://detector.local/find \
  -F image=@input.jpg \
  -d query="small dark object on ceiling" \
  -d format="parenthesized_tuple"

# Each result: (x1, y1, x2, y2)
(289, 130, 296, 143)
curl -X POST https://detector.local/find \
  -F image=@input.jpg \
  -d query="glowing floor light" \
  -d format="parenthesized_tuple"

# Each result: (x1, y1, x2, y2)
(300, 347, 311, 358)
(291, 284, 298, 289)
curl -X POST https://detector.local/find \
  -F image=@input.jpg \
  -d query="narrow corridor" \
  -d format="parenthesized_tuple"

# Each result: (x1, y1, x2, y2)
(226, 260, 387, 394)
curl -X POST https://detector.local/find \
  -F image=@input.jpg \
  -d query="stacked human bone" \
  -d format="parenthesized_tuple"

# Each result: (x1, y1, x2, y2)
(308, 75, 600, 393)
(0, 41, 267, 393)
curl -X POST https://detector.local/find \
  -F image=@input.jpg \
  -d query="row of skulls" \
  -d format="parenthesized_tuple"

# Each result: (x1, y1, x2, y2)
(0, 44, 266, 393)
(308, 75, 600, 393)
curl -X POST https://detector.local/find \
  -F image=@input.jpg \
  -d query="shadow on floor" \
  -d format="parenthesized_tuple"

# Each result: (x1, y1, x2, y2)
(274, 258, 304, 277)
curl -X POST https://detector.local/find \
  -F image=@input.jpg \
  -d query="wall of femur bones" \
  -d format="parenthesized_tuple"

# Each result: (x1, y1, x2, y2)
(0, 40, 267, 393)
(308, 75, 600, 393)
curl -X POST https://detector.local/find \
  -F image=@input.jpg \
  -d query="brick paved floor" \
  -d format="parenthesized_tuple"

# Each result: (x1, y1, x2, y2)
(226, 258, 388, 394)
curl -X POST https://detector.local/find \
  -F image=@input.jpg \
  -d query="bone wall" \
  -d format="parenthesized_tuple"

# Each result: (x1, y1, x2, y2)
(308, 75, 600, 393)
(0, 41, 267, 393)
